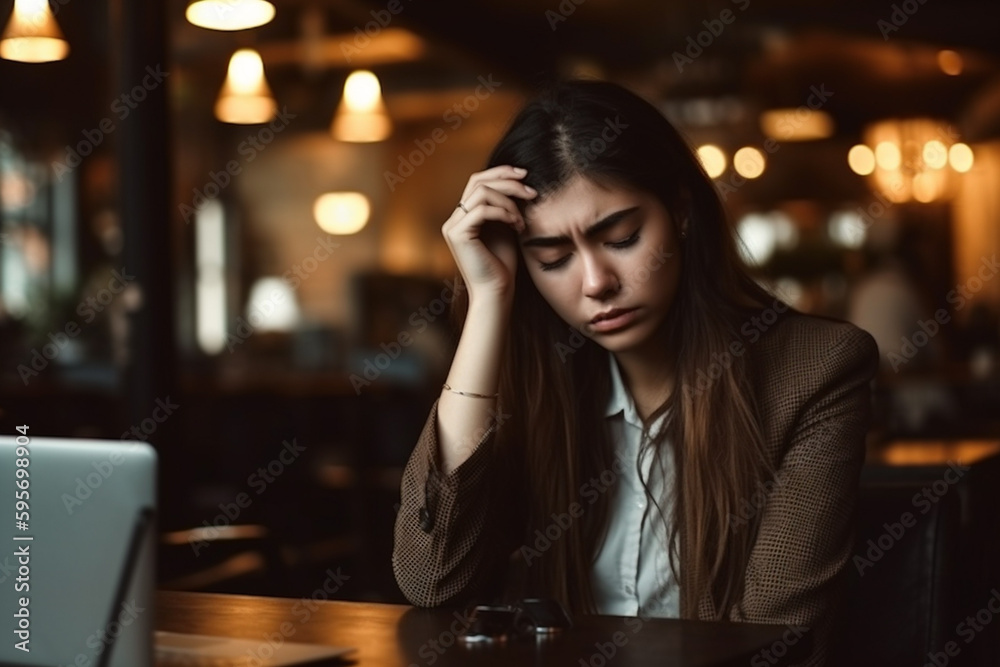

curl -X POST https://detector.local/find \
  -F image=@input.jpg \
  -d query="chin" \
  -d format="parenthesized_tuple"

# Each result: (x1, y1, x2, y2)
(587, 324, 653, 353)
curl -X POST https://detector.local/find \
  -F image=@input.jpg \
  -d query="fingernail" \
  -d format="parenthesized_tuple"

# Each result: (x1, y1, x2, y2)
(525, 185, 537, 194)
(514, 167, 527, 174)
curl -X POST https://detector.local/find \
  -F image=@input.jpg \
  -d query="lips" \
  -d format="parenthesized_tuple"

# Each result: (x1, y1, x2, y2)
(591, 307, 636, 324)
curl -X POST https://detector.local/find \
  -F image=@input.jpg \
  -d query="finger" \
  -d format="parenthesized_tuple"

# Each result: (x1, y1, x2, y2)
(462, 165, 530, 200)
(459, 187, 526, 227)
(473, 178, 538, 203)
(458, 203, 525, 234)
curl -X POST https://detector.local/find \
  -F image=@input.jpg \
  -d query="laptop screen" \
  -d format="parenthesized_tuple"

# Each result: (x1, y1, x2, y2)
(0, 434, 157, 667)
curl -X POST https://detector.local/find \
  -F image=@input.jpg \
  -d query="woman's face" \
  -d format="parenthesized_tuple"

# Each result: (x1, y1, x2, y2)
(518, 174, 683, 357)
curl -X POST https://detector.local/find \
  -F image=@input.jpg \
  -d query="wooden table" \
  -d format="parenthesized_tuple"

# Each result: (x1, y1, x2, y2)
(156, 591, 811, 666)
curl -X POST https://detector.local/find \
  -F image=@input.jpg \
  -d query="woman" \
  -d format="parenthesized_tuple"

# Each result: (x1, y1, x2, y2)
(392, 79, 879, 666)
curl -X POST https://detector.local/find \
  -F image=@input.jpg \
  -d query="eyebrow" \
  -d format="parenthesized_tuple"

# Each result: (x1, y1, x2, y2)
(520, 206, 641, 248)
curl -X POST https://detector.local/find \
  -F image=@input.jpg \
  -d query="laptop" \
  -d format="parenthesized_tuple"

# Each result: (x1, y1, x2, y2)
(0, 434, 158, 667)
(1, 435, 357, 667)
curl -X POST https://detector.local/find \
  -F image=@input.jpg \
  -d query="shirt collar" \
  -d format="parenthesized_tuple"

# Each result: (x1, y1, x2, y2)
(604, 351, 672, 433)
(601, 352, 643, 429)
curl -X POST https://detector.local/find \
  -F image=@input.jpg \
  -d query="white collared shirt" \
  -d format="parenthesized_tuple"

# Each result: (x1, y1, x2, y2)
(590, 351, 680, 618)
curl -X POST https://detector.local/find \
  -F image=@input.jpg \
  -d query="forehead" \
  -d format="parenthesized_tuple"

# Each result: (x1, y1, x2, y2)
(524, 175, 641, 231)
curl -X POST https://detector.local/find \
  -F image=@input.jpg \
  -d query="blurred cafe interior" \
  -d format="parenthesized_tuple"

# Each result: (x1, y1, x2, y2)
(1, 0, 1000, 662)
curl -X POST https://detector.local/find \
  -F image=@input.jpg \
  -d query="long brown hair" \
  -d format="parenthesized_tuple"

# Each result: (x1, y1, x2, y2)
(450, 79, 786, 619)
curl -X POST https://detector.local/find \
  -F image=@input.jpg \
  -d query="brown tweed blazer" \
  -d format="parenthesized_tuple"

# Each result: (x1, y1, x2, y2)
(393, 310, 880, 667)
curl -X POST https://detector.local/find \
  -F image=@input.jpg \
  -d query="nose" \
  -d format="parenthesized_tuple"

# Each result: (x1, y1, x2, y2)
(581, 250, 620, 300)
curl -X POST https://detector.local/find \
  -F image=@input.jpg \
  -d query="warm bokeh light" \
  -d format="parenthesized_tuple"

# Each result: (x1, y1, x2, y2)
(922, 140, 948, 169)
(774, 277, 805, 310)
(912, 173, 937, 203)
(0, 168, 35, 209)
(949, 143, 974, 172)
(759, 108, 834, 141)
(343, 71, 381, 110)
(331, 71, 392, 142)
(937, 49, 963, 76)
(861, 119, 969, 203)
(772, 212, 799, 249)
(214, 49, 277, 124)
(696, 144, 726, 178)
(848, 144, 876, 175)
(828, 210, 866, 249)
(0, 0, 69, 63)
(736, 212, 798, 265)
(870, 440, 1000, 467)
(313, 192, 370, 235)
(874, 141, 901, 171)
(245, 277, 300, 332)
(194, 199, 227, 354)
(227, 49, 266, 93)
(733, 147, 765, 179)
(186, 0, 275, 31)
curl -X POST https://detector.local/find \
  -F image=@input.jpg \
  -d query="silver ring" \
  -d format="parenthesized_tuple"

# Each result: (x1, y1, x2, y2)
(457, 201, 470, 214)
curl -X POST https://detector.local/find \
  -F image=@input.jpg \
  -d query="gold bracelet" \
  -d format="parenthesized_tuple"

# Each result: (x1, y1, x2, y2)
(442, 382, 498, 399)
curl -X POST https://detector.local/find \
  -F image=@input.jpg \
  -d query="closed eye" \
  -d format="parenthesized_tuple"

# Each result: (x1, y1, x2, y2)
(608, 229, 640, 249)
(538, 230, 641, 271)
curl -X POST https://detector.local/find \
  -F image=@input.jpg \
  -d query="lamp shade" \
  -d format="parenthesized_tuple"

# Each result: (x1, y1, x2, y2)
(0, 0, 69, 63)
(186, 0, 275, 31)
(331, 71, 392, 142)
(314, 192, 370, 235)
(214, 48, 277, 124)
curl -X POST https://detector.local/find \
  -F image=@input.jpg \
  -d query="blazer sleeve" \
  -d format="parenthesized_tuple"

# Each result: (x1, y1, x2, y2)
(391, 397, 510, 607)
(729, 325, 880, 667)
